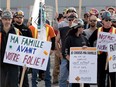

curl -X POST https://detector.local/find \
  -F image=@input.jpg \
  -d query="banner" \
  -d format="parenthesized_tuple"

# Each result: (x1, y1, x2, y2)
(96, 32, 116, 52)
(3, 34, 51, 70)
(69, 47, 97, 83)
(107, 43, 116, 72)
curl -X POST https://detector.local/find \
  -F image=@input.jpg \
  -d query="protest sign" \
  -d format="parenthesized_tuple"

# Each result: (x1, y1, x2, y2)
(96, 32, 116, 52)
(69, 47, 97, 83)
(3, 34, 51, 70)
(107, 43, 116, 72)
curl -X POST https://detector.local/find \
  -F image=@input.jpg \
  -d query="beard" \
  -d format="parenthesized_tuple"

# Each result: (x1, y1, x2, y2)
(16, 21, 22, 25)
(90, 24, 95, 27)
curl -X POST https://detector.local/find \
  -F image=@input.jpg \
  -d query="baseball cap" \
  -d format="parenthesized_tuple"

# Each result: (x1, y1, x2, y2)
(71, 18, 84, 28)
(102, 11, 111, 20)
(107, 7, 115, 11)
(57, 13, 63, 20)
(14, 10, 24, 17)
(89, 8, 99, 15)
(2, 10, 13, 19)
(66, 7, 77, 13)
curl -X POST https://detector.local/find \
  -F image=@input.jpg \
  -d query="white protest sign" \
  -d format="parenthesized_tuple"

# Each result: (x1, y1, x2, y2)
(107, 43, 116, 72)
(96, 32, 116, 52)
(3, 34, 51, 70)
(69, 47, 97, 83)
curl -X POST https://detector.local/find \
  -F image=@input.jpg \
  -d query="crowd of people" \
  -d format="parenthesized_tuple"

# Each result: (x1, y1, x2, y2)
(0, 4, 116, 87)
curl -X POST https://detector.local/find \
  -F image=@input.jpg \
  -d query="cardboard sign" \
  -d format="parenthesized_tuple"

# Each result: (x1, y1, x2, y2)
(69, 47, 97, 83)
(3, 34, 51, 70)
(96, 32, 116, 52)
(107, 43, 116, 72)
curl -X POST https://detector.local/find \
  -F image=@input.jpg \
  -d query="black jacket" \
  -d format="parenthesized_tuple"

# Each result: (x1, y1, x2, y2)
(64, 34, 90, 57)
(1, 25, 18, 67)
(1, 25, 19, 87)
(13, 23, 32, 37)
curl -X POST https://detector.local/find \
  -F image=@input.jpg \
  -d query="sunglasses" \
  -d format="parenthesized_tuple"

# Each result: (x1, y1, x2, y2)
(78, 25, 84, 28)
(68, 18, 74, 21)
(104, 19, 111, 22)
(90, 20, 97, 22)
(16, 17, 23, 19)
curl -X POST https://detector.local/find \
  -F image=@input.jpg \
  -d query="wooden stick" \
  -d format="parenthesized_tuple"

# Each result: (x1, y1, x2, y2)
(78, 0, 82, 18)
(80, 83, 84, 87)
(6, 0, 10, 10)
(55, 0, 58, 13)
(105, 57, 109, 70)
(19, 65, 27, 87)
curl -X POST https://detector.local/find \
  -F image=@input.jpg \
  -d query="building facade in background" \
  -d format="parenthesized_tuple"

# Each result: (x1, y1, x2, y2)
(0, 0, 115, 20)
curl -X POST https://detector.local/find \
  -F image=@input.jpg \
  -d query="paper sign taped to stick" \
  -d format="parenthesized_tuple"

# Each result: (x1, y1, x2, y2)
(3, 34, 51, 70)
(69, 47, 97, 83)
(107, 43, 116, 72)
(96, 32, 116, 52)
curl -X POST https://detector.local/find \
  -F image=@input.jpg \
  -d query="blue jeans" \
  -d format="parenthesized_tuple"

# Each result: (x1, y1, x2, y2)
(59, 58, 69, 87)
(32, 69, 39, 87)
(44, 58, 51, 87)
(32, 58, 51, 87)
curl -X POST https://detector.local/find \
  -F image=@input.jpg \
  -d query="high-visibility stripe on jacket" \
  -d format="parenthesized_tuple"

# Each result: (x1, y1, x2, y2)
(29, 24, 56, 41)
(98, 27, 116, 55)
(14, 27, 20, 35)
(0, 27, 20, 50)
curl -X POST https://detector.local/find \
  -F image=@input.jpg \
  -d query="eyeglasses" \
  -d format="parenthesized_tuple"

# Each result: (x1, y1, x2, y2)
(78, 25, 84, 28)
(16, 17, 23, 19)
(68, 18, 74, 21)
(104, 19, 111, 22)
(90, 20, 97, 22)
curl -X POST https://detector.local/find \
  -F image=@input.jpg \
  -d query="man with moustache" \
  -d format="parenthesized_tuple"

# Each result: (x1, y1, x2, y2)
(84, 15, 97, 40)
(1, 10, 19, 87)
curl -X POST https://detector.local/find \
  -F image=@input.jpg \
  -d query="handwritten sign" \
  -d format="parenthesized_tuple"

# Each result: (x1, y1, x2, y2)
(96, 32, 116, 52)
(69, 47, 97, 83)
(3, 34, 51, 70)
(107, 43, 116, 72)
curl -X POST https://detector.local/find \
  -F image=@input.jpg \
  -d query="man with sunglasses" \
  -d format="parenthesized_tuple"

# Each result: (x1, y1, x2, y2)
(89, 11, 116, 87)
(1, 10, 19, 87)
(56, 7, 78, 87)
(58, 7, 77, 28)
(13, 10, 32, 87)
(84, 15, 97, 40)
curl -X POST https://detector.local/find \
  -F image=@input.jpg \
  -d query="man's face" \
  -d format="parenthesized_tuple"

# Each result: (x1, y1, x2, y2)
(2, 18, 12, 28)
(15, 16, 24, 25)
(108, 9, 115, 15)
(102, 19, 112, 28)
(89, 15, 97, 27)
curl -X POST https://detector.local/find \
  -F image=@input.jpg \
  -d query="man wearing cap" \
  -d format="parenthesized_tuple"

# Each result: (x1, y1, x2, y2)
(89, 11, 116, 87)
(58, 7, 78, 28)
(107, 7, 115, 16)
(56, 7, 78, 87)
(1, 10, 19, 87)
(13, 10, 32, 87)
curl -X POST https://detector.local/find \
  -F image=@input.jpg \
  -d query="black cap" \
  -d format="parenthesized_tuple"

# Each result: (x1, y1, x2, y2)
(14, 10, 24, 17)
(102, 11, 111, 20)
(57, 13, 63, 21)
